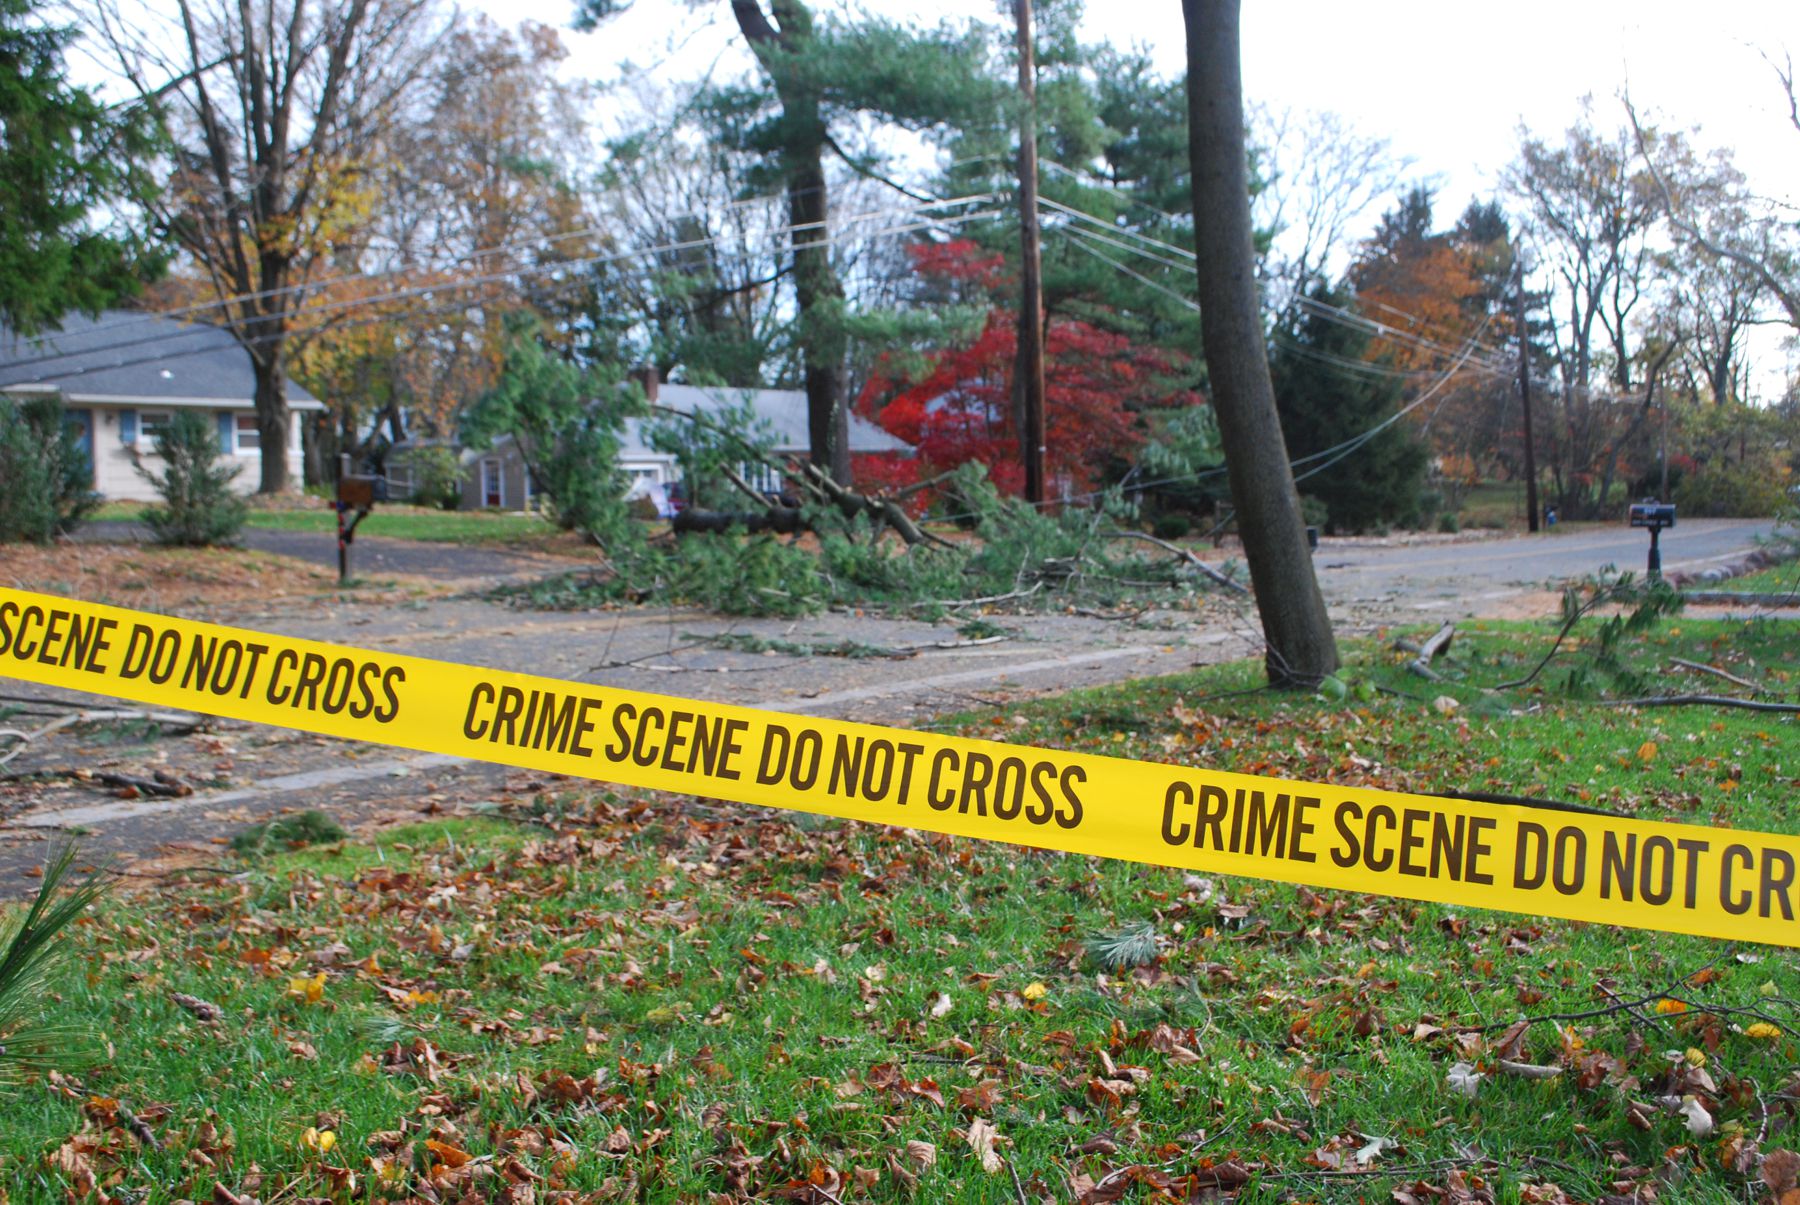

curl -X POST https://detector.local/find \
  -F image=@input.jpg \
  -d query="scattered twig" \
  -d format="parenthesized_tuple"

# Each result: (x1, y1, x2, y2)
(46, 768, 193, 797)
(1086, 1123, 1235, 1196)
(117, 1100, 160, 1150)
(0, 709, 203, 767)
(1667, 657, 1762, 692)
(1006, 1156, 1030, 1205)
(1435, 788, 1625, 820)
(1597, 694, 1800, 714)
(910, 583, 1045, 611)
(1073, 605, 1150, 621)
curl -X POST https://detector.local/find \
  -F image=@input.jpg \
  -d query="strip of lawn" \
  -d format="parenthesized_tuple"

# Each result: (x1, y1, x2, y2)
(94, 501, 568, 547)
(3, 615, 1797, 1202)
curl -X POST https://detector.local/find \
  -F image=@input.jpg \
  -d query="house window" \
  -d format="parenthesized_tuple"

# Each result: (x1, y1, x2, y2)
(235, 414, 260, 452)
(138, 411, 172, 444)
(739, 460, 783, 496)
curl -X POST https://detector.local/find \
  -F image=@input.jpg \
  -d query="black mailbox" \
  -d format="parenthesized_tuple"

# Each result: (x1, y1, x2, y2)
(1628, 501, 1676, 530)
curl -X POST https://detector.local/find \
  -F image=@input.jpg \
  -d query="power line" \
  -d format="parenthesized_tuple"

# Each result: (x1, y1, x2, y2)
(0, 206, 1004, 389)
(0, 194, 999, 378)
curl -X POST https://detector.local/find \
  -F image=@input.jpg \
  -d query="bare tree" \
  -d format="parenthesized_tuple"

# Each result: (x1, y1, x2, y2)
(1183, 0, 1338, 688)
(1505, 104, 1668, 516)
(1628, 81, 1800, 335)
(1249, 105, 1406, 319)
(89, 0, 444, 492)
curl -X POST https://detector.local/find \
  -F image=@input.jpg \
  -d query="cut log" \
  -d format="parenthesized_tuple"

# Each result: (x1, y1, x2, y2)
(1408, 622, 1455, 681)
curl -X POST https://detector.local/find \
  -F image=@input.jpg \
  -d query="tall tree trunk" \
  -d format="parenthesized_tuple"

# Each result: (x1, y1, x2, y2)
(787, 147, 850, 484)
(1182, 0, 1338, 688)
(251, 346, 292, 494)
(734, 0, 851, 485)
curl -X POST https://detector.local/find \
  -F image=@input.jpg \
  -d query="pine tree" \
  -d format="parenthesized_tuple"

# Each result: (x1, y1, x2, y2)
(0, 0, 163, 333)
(137, 411, 248, 546)
(1270, 285, 1428, 533)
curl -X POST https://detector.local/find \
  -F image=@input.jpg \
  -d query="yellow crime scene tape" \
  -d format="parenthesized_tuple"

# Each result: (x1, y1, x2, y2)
(1, 585, 1793, 947)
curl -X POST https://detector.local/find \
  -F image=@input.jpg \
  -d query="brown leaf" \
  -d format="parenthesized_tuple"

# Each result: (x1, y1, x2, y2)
(957, 1079, 1003, 1111)
(966, 1118, 1003, 1174)
(1765, 1150, 1800, 1194)
(905, 1140, 937, 1172)
(424, 1138, 472, 1169)
(1490, 1020, 1529, 1061)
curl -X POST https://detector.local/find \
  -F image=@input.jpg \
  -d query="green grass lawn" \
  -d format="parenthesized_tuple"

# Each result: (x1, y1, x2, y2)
(4, 615, 1799, 1201)
(93, 501, 568, 547)
(1456, 481, 1528, 531)
(241, 507, 562, 546)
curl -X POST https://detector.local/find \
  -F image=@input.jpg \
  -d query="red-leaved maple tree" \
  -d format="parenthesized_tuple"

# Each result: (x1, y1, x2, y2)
(857, 242, 1198, 500)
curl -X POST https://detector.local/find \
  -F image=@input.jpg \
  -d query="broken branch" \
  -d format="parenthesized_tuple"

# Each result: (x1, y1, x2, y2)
(1102, 530, 1247, 594)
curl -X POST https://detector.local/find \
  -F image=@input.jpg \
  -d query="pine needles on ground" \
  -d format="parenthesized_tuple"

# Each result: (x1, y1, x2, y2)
(0, 843, 108, 1081)
(1084, 920, 1163, 972)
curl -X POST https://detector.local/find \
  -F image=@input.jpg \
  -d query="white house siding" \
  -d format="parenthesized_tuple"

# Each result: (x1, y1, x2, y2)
(78, 402, 306, 502)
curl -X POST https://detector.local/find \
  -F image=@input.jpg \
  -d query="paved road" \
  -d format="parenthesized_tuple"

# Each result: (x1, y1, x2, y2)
(1311, 517, 1776, 611)
(2, 516, 1778, 890)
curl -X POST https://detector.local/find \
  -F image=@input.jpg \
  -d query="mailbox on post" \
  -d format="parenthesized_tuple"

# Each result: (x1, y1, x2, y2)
(1628, 499, 1676, 582)
(334, 454, 388, 584)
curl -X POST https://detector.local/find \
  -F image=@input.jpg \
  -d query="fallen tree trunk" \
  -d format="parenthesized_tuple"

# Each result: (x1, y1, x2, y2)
(672, 508, 809, 536)
(652, 404, 953, 549)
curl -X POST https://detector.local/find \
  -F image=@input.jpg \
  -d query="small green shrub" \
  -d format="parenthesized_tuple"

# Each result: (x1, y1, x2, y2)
(405, 445, 464, 511)
(1437, 511, 1461, 533)
(1151, 513, 1191, 540)
(230, 810, 348, 856)
(1673, 461, 1792, 518)
(0, 396, 98, 543)
(137, 410, 246, 545)
(1298, 494, 1330, 530)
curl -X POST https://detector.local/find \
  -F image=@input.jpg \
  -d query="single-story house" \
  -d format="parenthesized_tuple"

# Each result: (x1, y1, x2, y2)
(0, 310, 323, 501)
(390, 373, 912, 512)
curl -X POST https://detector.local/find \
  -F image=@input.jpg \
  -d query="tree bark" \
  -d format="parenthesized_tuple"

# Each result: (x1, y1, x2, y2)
(1182, 0, 1338, 687)
(733, 0, 852, 485)
(251, 346, 292, 493)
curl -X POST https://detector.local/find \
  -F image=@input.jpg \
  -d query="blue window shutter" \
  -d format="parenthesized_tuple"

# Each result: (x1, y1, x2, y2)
(119, 409, 137, 445)
(216, 412, 234, 452)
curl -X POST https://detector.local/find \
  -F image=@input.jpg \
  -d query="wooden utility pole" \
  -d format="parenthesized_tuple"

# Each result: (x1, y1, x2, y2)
(1515, 270, 1541, 533)
(1014, 0, 1047, 506)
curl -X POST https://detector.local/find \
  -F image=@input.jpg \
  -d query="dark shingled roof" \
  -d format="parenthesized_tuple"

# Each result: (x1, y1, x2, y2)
(0, 310, 322, 409)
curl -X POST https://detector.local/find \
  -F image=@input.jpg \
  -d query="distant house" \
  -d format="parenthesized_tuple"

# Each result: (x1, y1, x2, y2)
(0, 310, 323, 501)
(390, 373, 911, 512)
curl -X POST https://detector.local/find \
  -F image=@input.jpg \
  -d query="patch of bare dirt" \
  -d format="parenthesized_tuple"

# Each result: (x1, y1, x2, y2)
(0, 541, 446, 614)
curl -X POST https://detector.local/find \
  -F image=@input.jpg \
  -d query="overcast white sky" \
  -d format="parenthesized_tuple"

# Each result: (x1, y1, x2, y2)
(484, 0, 1796, 389)
(500, 0, 1799, 216)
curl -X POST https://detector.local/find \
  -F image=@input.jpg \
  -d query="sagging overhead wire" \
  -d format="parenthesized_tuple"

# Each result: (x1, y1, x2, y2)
(0, 194, 999, 380)
(0, 205, 1004, 389)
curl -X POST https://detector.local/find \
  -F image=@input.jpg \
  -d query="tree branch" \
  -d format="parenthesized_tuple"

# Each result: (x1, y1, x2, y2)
(1102, 529, 1247, 594)
(1597, 694, 1800, 714)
